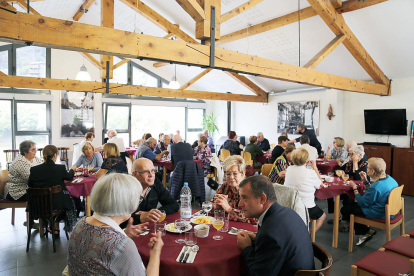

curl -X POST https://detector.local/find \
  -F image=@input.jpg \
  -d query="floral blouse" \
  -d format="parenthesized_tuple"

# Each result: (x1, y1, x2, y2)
(194, 146, 212, 173)
(101, 157, 128, 174)
(210, 182, 258, 225)
(328, 146, 348, 161)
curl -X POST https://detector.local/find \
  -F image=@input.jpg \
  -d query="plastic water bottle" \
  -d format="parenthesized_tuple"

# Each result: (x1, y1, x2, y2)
(180, 182, 192, 220)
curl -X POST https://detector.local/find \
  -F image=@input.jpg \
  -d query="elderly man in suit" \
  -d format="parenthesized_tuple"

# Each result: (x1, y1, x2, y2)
(237, 175, 314, 276)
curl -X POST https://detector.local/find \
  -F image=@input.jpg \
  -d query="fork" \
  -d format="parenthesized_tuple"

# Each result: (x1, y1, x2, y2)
(179, 246, 189, 263)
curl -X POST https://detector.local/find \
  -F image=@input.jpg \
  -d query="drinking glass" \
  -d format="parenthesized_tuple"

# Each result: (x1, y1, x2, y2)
(202, 201, 212, 217)
(336, 170, 343, 177)
(214, 210, 225, 219)
(342, 174, 349, 184)
(218, 215, 229, 233)
(185, 230, 197, 249)
(154, 222, 166, 236)
(158, 210, 166, 222)
(326, 155, 332, 161)
(174, 219, 186, 244)
(212, 218, 224, 240)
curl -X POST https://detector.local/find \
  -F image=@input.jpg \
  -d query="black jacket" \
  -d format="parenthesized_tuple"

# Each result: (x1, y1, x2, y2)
(171, 142, 194, 168)
(295, 129, 321, 148)
(257, 138, 270, 151)
(28, 159, 75, 211)
(121, 178, 179, 227)
(241, 202, 314, 276)
(271, 145, 285, 160)
(222, 139, 242, 156)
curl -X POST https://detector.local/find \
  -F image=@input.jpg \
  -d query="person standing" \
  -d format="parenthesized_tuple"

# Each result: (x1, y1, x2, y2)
(288, 124, 321, 155)
(271, 136, 289, 160)
(170, 135, 194, 167)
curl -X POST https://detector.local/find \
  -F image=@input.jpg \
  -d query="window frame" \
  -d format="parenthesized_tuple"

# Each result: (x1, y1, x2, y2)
(103, 103, 132, 145)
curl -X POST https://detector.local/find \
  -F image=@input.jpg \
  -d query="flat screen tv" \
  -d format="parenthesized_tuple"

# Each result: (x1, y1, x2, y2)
(364, 109, 407, 135)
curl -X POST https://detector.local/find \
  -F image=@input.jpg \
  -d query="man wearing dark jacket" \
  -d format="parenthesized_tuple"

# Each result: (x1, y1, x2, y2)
(170, 134, 193, 167)
(120, 158, 179, 228)
(257, 132, 271, 151)
(237, 175, 314, 276)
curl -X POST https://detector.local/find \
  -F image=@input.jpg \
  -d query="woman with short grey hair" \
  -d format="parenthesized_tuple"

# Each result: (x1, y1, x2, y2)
(4, 140, 42, 201)
(337, 145, 367, 181)
(68, 173, 164, 276)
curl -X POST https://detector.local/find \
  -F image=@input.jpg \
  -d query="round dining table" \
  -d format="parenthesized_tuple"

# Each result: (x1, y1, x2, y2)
(134, 211, 256, 276)
(315, 176, 364, 248)
(255, 151, 272, 164)
(65, 174, 97, 216)
(316, 159, 339, 175)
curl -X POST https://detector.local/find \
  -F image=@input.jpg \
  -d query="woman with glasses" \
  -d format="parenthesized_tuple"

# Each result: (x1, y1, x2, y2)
(96, 143, 128, 179)
(336, 145, 367, 181)
(325, 137, 348, 164)
(209, 156, 258, 224)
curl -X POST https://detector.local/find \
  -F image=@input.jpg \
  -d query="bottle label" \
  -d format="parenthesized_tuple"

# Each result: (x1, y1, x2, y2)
(181, 209, 191, 219)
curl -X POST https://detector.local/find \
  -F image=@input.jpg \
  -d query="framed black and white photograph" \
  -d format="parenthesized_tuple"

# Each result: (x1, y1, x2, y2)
(60, 91, 94, 138)
(277, 101, 319, 135)
(411, 121, 414, 147)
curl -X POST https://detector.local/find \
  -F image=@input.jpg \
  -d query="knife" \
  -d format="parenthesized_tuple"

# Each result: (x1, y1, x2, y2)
(179, 246, 188, 263)
(183, 248, 191, 263)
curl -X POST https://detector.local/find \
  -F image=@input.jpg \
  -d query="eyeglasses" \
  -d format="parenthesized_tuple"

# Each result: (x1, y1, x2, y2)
(135, 169, 156, 175)
(225, 172, 241, 177)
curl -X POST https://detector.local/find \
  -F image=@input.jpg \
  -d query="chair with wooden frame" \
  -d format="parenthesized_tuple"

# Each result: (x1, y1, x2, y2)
(349, 185, 405, 252)
(242, 151, 261, 173)
(379, 235, 414, 260)
(26, 185, 69, 253)
(3, 149, 20, 170)
(406, 228, 414, 239)
(219, 149, 230, 162)
(205, 167, 218, 182)
(0, 170, 29, 232)
(57, 147, 69, 170)
(294, 242, 332, 276)
(261, 164, 273, 177)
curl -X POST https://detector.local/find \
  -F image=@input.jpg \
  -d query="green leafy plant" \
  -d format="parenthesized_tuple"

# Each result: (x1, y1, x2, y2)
(202, 112, 219, 137)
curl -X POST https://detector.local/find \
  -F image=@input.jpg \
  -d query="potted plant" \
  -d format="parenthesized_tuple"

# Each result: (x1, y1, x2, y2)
(202, 112, 219, 137)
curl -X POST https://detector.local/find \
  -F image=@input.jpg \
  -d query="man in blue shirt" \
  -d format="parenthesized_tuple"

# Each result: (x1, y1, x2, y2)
(203, 130, 214, 149)
(134, 137, 168, 161)
(288, 124, 321, 155)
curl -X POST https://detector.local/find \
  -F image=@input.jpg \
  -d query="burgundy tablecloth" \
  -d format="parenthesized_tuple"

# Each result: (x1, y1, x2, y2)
(65, 175, 97, 198)
(255, 151, 272, 164)
(153, 160, 204, 171)
(315, 177, 364, 200)
(134, 211, 256, 276)
(125, 147, 137, 157)
(316, 160, 339, 175)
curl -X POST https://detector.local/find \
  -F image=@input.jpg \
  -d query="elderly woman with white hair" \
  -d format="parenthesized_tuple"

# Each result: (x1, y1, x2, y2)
(209, 156, 258, 224)
(341, 158, 398, 246)
(68, 173, 164, 276)
(336, 145, 368, 181)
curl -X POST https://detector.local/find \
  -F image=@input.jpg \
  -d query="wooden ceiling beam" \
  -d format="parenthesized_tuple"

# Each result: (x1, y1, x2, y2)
(225, 72, 267, 97)
(217, 0, 388, 45)
(16, 0, 40, 15)
(0, 11, 388, 96)
(4, 0, 44, 3)
(112, 58, 130, 70)
(196, 0, 221, 40)
(0, 75, 267, 103)
(100, 0, 114, 79)
(303, 35, 345, 69)
(331, 0, 342, 8)
(0, 1, 16, 12)
(221, 0, 263, 23)
(176, 0, 205, 21)
(308, 0, 389, 86)
(0, 71, 6, 76)
(80, 52, 102, 69)
(179, 68, 212, 89)
(73, 0, 95, 21)
(153, 62, 169, 68)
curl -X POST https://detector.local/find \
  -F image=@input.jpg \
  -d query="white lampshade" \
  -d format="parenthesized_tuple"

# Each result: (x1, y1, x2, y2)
(75, 64, 91, 81)
(168, 76, 180, 89)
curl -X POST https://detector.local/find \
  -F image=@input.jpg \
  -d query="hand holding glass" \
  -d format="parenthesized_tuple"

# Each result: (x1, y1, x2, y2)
(158, 210, 166, 222)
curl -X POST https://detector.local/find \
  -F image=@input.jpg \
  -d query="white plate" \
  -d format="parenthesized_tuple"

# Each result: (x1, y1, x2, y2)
(165, 223, 192, 233)
(190, 216, 214, 225)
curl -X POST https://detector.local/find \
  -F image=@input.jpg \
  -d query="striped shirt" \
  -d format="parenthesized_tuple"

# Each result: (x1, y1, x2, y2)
(269, 154, 290, 184)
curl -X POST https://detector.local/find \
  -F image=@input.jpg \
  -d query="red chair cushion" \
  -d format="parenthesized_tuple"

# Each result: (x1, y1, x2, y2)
(382, 236, 414, 258)
(407, 229, 414, 237)
(356, 214, 403, 224)
(354, 250, 411, 276)
(245, 166, 254, 176)
(0, 199, 27, 204)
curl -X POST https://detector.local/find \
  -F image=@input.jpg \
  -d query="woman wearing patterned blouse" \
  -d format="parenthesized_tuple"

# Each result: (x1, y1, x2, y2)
(4, 140, 43, 201)
(337, 145, 367, 181)
(193, 135, 212, 174)
(325, 137, 348, 164)
(96, 143, 128, 179)
(268, 145, 295, 184)
(210, 156, 258, 225)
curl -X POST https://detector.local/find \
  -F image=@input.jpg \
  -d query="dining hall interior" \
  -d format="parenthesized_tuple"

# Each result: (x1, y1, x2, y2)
(0, 0, 414, 275)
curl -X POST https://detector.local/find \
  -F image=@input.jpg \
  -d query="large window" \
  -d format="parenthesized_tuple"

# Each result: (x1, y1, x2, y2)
(0, 100, 12, 167)
(103, 104, 131, 146)
(187, 109, 205, 143)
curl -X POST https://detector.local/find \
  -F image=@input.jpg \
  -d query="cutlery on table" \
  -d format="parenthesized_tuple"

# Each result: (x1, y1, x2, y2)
(179, 246, 189, 263)
(188, 245, 199, 263)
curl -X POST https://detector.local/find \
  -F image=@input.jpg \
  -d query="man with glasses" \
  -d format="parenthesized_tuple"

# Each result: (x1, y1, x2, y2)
(134, 137, 168, 161)
(120, 158, 179, 228)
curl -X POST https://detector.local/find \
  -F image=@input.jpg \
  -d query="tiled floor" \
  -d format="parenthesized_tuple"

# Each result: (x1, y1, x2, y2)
(0, 187, 413, 276)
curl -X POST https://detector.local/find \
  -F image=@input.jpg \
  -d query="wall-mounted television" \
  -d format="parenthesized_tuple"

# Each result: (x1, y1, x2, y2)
(364, 109, 407, 135)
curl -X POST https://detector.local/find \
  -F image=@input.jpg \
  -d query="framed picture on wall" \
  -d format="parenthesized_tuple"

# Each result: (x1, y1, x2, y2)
(277, 101, 320, 135)
(60, 91, 94, 138)
(411, 121, 414, 147)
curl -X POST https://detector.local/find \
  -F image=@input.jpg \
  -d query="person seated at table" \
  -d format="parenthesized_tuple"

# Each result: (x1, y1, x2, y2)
(210, 156, 258, 224)
(28, 145, 78, 235)
(193, 135, 213, 175)
(4, 140, 43, 202)
(79, 132, 94, 150)
(257, 132, 270, 151)
(237, 175, 314, 275)
(337, 145, 367, 181)
(192, 133, 203, 149)
(96, 143, 128, 179)
(298, 135, 318, 161)
(157, 132, 163, 143)
(154, 134, 170, 154)
(271, 135, 289, 160)
(120, 158, 179, 228)
(285, 148, 326, 232)
(338, 140, 368, 166)
(74, 142, 103, 172)
(245, 135, 264, 167)
(170, 135, 193, 168)
(326, 137, 348, 163)
(204, 129, 214, 149)
(107, 129, 128, 163)
(269, 145, 295, 184)
(68, 173, 164, 276)
(341, 158, 398, 246)
(221, 131, 242, 156)
(288, 124, 322, 155)
(134, 137, 168, 162)
(281, 132, 295, 147)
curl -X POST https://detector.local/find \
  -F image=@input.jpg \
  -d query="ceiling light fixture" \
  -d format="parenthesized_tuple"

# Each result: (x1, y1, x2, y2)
(75, 60, 91, 81)
(168, 64, 180, 89)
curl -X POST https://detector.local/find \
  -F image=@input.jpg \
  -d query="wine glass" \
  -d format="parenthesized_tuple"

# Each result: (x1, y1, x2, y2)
(174, 219, 186, 244)
(158, 210, 166, 222)
(212, 218, 224, 240)
(326, 155, 332, 161)
(336, 170, 343, 177)
(342, 173, 349, 185)
(202, 201, 212, 217)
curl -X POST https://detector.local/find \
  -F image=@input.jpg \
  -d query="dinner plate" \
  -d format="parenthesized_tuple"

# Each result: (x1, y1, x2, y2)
(165, 223, 192, 233)
(190, 216, 214, 225)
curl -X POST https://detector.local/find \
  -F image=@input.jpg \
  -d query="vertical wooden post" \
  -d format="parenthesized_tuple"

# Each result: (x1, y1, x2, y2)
(196, 0, 221, 41)
(101, 0, 114, 79)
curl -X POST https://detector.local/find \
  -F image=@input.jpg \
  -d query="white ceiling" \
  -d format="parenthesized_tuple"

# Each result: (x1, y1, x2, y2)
(12, 0, 414, 95)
